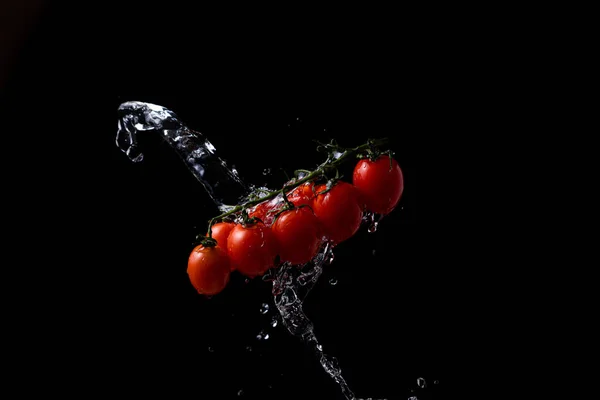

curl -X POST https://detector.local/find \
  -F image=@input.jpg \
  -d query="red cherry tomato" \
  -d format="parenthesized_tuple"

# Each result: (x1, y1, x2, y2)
(312, 181, 363, 245)
(286, 182, 316, 207)
(352, 155, 404, 215)
(271, 206, 322, 265)
(208, 222, 236, 249)
(248, 197, 283, 226)
(227, 222, 279, 278)
(187, 245, 231, 296)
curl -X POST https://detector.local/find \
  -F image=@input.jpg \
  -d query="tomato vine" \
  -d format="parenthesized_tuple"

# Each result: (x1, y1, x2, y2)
(201, 137, 389, 241)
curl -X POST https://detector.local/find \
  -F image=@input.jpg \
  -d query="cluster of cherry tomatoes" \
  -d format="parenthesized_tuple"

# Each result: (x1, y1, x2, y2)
(187, 154, 404, 296)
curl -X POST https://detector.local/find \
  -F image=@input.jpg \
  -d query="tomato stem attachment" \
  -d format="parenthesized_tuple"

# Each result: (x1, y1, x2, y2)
(203, 137, 389, 228)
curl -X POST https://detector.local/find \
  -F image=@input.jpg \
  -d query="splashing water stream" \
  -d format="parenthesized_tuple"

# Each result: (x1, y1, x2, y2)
(116, 101, 388, 400)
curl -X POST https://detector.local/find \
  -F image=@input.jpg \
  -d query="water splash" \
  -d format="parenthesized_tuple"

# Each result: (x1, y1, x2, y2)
(116, 102, 389, 400)
(271, 244, 388, 400)
(116, 101, 248, 209)
(259, 303, 270, 314)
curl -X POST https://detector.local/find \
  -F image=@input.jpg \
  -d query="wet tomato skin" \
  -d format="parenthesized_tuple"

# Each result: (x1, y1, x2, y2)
(312, 181, 363, 245)
(227, 222, 279, 278)
(248, 197, 282, 225)
(353, 155, 404, 215)
(272, 206, 322, 265)
(286, 182, 316, 208)
(187, 245, 231, 296)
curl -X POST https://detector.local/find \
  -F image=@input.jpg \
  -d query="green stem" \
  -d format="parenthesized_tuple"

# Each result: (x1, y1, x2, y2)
(206, 137, 388, 233)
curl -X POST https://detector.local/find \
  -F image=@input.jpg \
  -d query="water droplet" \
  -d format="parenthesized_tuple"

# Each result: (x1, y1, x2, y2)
(325, 251, 335, 265)
(260, 303, 270, 314)
(271, 317, 278, 327)
(244, 278, 250, 284)
(237, 389, 244, 396)
(208, 346, 214, 353)
(316, 343, 323, 351)
(434, 380, 439, 385)
(257, 330, 270, 340)
(267, 384, 272, 389)
(298, 274, 309, 286)
(263, 168, 271, 175)
(362, 211, 375, 224)
(329, 278, 338, 286)
(368, 221, 378, 233)
(245, 346, 252, 352)
(408, 397, 418, 400)
(417, 377, 427, 388)
(372, 249, 376, 256)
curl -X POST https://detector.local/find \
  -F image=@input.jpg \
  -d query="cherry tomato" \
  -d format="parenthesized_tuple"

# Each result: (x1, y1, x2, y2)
(312, 181, 363, 245)
(352, 155, 404, 215)
(187, 244, 231, 296)
(286, 182, 316, 207)
(248, 197, 282, 226)
(272, 206, 322, 265)
(208, 222, 236, 249)
(227, 222, 279, 278)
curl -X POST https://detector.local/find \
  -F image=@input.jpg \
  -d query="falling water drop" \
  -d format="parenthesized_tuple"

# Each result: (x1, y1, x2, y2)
(325, 249, 335, 265)
(329, 278, 338, 286)
(263, 168, 271, 175)
(417, 377, 427, 388)
(256, 330, 270, 340)
(237, 389, 244, 396)
(245, 346, 253, 352)
(260, 303, 270, 314)
(434, 380, 439, 385)
(372, 249, 377, 256)
(368, 221, 379, 233)
(244, 279, 250, 284)
(362, 211, 375, 224)
(207, 346, 214, 353)
(271, 317, 278, 327)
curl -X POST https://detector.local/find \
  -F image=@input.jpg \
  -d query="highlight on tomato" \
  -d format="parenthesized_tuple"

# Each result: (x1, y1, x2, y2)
(187, 244, 231, 296)
(352, 155, 404, 215)
(227, 221, 279, 278)
(312, 181, 363, 245)
(271, 206, 322, 265)
(286, 181, 316, 208)
(248, 197, 282, 226)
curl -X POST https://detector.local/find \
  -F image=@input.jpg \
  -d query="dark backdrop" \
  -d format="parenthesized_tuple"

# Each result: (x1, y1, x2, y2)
(2, 3, 453, 399)
(102, 97, 439, 400)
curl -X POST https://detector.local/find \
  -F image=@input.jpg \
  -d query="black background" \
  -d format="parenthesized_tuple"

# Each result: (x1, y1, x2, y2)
(102, 97, 437, 400)
(2, 3, 454, 399)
